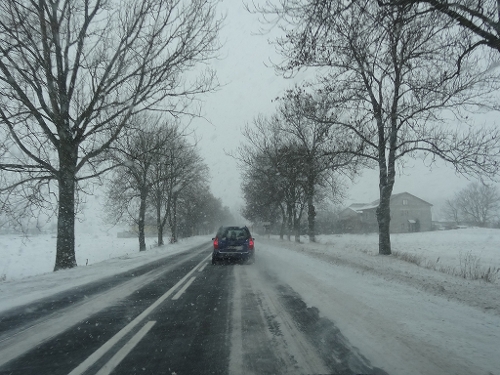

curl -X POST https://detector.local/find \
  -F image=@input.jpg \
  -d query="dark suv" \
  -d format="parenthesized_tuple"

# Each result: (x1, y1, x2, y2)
(212, 226, 255, 265)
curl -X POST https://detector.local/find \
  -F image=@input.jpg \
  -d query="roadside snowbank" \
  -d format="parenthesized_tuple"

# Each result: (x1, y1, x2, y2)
(0, 234, 210, 313)
(267, 228, 500, 315)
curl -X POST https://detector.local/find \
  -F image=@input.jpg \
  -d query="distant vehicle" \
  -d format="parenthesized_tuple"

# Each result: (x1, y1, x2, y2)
(212, 226, 255, 265)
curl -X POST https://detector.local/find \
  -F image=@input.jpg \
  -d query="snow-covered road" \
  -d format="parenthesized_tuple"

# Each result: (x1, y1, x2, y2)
(256, 237, 500, 375)
(1, 230, 499, 374)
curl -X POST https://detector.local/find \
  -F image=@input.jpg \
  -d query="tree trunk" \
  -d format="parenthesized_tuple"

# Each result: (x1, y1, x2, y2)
(294, 203, 305, 243)
(373, 84, 397, 255)
(294, 214, 300, 242)
(171, 195, 178, 242)
(279, 205, 286, 240)
(138, 187, 148, 251)
(54, 171, 77, 270)
(156, 196, 164, 246)
(307, 203, 316, 242)
(160, 193, 171, 245)
(376, 149, 396, 255)
(307, 195, 316, 242)
(157, 224, 164, 246)
(286, 204, 293, 241)
(54, 144, 78, 271)
(376, 186, 392, 255)
(306, 172, 316, 242)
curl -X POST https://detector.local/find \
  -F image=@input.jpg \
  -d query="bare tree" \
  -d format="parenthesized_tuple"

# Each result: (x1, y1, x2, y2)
(256, 0, 500, 254)
(164, 139, 208, 243)
(107, 116, 208, 248)
(238, 116, 290, 238)
(176, 181, 232, 237)
(277, 92, 358, 242)
(0, 0, 221, 269)
(106, 115, 177, 251)
(238, 112, 349, 242)
(241, 154, 284, 232)
(148, 121, 186, 246)
(454, 182, 500, 226)
(383, 0, 500, 53)
(443, 198, 461, 225)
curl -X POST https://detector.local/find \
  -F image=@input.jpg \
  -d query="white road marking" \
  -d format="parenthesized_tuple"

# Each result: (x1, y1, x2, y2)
(172, 276, 196, 300)
(68, 253, 211, 375)
(95, 321, 156, 375)
(198, 262, 208, 272)
(228, 267, 245, 375)
(0, 263, 173, 368)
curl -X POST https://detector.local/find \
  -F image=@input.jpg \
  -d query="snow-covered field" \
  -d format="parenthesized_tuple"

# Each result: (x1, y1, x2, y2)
(316, 228, 500, 280)
(1, 229, 186, 281)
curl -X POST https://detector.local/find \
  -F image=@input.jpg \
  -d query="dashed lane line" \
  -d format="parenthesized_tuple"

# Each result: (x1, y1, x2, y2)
(172, 276, 196, 300)
(198, 262, 208, 272)
(68, 253, 211, 375)
(95, 321, 156, 375)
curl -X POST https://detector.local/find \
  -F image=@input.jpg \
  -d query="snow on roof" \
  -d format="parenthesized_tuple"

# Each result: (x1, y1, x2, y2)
(348, 192, 433, 213)
(347, 200, 379, 212)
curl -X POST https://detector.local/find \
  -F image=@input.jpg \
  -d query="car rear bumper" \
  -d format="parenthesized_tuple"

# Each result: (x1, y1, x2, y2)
(212, 250, 253, 261)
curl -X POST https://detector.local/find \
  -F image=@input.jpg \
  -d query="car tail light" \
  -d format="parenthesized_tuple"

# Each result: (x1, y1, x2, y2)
(248, 238, 254, 250)
(213, 237, 219, 249)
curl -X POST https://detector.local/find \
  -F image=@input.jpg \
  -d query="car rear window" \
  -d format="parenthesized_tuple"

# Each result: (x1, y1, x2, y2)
(221, 227, 249, 240)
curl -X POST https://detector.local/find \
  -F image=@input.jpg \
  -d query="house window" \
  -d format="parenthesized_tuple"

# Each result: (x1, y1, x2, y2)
(402, 199, 408, 205)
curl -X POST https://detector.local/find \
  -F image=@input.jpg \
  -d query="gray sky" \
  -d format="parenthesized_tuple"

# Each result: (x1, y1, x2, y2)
(192, 1, 493, 220)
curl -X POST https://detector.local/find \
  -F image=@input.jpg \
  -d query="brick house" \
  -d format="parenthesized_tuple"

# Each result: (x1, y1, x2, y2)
(339, 192, 433, 233)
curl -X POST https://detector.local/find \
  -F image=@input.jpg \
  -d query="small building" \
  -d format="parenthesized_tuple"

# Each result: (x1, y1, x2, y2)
(339, 192, 433, 234)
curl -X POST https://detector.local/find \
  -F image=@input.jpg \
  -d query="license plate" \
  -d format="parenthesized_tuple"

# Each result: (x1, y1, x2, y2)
(227, 245, 243, 251)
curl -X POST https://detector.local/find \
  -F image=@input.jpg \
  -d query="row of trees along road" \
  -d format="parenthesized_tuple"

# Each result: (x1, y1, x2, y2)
(0, 0, 222, 270)
(253, 0, 500, 255)
(105, 113, 232, 251)
(238, 95, 359, 243)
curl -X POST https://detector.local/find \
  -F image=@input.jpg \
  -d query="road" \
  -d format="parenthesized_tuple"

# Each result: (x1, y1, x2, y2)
(0, 242, 386, 375)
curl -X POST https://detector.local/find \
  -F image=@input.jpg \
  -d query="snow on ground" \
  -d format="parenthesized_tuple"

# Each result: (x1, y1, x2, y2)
(257, 238, 500, 375)
(257, 229, 500, 375)
(390, 227, 500, 269)
(0, 233, 210, 313)
(315, 227, 500, 271)
(1, 227, 498, 312)
(269, 228, 500, 315)
(1, 227, 499, 374)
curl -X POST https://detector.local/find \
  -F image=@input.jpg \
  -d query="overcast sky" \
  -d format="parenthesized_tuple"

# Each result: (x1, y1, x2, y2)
(190, 1, 495, 221)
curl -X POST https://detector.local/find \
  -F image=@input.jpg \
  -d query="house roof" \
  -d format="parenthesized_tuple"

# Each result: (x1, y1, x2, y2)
(339, 206, 363, 217)
(391, 192, 433, 207)
(348, 201, 379, 212)
(347, 192, 433, 213)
